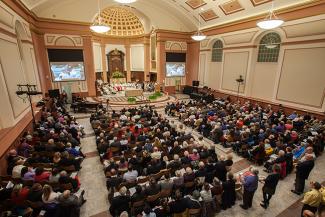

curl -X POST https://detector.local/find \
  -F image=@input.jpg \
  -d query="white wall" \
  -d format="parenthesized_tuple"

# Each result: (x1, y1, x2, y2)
(198, 14, 325, 113)
(0, 2, 41, 129)
(130, 44, 144, 71)
(92, 42, 102, 72)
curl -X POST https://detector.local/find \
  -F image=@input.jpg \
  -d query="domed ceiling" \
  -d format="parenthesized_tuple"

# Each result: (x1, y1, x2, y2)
(95, 7, 145, 36)
(19, 0, 312, 32)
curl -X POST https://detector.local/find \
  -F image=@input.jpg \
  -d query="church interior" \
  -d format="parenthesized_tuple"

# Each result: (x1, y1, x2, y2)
(0, 0, 325, 217)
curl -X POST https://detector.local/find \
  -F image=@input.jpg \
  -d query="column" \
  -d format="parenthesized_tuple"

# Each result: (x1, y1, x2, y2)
(100, 43, 107, 82)
(82, 35, 96, 96)
(156, 40, 166, 85)
(144, 39, 150, 82)
(125, 44, 131, 82)
(31, 31, 52, 95)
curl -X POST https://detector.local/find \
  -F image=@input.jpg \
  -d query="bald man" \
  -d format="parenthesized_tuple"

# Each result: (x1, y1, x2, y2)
(291, 154, 315, 195)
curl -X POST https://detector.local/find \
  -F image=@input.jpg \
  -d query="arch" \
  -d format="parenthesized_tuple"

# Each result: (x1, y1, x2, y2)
(14, 21, 28, 60)
(54, 36, 76, 46)
(257, 32, 281, 62)
(211, 39, 223, 62)
(170, 42, 182, 51)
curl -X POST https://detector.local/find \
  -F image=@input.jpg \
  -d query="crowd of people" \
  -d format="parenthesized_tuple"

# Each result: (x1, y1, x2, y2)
(91, 98, 324, 217)
(165, 97, 325, 217)
(1, 98, 86, 217)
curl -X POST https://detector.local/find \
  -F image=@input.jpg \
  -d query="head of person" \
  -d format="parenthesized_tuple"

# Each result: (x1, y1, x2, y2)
(192, 190, 200, 200)
(186, 167, 193, 175)
(278, 150, 285, 157)
(35, 167, 44, 176)
(119, 186, 127, 196)
(227, 172, 234, 181)
(63, 190, 71, 199)
(43, 184, 53, 201)
(251, 167, 259, 176)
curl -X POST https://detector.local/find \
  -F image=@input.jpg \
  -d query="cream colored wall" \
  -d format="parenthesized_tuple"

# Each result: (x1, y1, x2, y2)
(199, 14, 325, 112)
(92, 42, 102, 72)
(0, 2, 41, 129)
(250, 63, 277, 100)
(276, 47, 325, 108)
(130, 44, 144, 71)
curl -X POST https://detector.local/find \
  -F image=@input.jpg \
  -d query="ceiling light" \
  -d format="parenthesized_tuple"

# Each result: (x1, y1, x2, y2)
(114, 0, 137, 3)
(90, 24, 110, 33)
(90, 0, 110, 33)
(191, 31, 206, 41)
(191, 1, 206, 42)
(257, 1, 284, 30)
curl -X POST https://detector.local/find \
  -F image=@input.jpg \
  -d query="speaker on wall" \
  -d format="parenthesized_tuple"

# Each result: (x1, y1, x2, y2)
(192, 80, 199, 87)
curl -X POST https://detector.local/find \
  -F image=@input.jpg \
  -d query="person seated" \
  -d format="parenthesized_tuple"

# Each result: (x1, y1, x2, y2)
(264, 150, 286, 173)
(181, 151, 191, 165)
(109, 187, 130, 217)
(190, 149, 200, 162)
(106, 169, 123, 192)
(59, 151, 81, 171)
(11, 184, 31, 216)
(185, 190, 201, 209)
(145, 178, 161, 197)
(58, 170, 79, 190)
(21, 166, 35, 181)
(300, 147, 316, 162)
(12, 158, 25, 179)
(159, 173, 174, 191)
(123, 165, 138, 183)
(57, 189, 86, 216)
(65, 142, 85, 158)
(195, 161, 207, 185)
(34, 167, 51, 183)
(169, 190, 188, 215)
(167, 154, 182, 175)
(42, 184, 61, 205)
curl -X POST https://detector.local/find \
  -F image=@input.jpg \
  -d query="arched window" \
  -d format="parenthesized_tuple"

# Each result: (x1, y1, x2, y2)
(257, 32, 281, 62)
(211, 40, 223, 62)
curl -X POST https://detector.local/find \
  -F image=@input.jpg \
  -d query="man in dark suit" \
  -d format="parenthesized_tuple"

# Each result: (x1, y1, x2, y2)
(291, 154, 315, 195)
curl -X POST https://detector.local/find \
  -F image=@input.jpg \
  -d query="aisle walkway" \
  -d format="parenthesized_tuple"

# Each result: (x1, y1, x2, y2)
(74, 114, 110, 217)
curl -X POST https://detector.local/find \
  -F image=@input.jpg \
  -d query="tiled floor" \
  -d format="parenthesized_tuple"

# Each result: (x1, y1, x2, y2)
(73, 96, 325, 217)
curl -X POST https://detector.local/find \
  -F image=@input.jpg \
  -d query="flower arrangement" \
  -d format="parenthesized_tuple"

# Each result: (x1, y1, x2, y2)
(111, 71, 125, 78)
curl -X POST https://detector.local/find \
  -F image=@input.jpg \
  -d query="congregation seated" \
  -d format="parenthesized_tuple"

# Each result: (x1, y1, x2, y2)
(1, 97, 86, 217)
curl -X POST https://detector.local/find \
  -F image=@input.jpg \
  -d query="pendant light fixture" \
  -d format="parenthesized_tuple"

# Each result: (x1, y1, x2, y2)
(191, 7, 206, 41)
(90, 0, 110, 33)
(114, 0, 137, 3)
(257, 1, 284, 30)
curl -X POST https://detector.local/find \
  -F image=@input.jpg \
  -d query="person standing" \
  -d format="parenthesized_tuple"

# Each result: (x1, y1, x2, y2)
(301, 182, 323, 217)
(291, 154, 315, 195)
(260, 164, 281, 209)
(240, 167, 259, 210)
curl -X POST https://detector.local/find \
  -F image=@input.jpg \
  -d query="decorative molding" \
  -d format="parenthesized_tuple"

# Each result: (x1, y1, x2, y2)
(0, 4, 14, 28)
(222, 31, 257, 45)
(219, 0, 245, 15)
(276, 47, 325, 108)
(44, 34, 83, 47)
(250, 0, 272, 7)
(281, 19, 325, 38)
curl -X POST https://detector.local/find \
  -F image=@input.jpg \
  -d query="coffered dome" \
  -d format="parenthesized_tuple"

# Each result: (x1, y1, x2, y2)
(94, 6, 145, 37)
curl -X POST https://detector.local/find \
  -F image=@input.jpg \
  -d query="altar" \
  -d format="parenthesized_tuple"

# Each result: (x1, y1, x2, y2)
(125, 89, 143, 97)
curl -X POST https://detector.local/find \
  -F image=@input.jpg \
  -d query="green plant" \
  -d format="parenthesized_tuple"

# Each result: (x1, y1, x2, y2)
(148, 95, 157, 100)
(111, 71, 125, 78)
(154, 91, 162, 97)
(127, 97, 136, 103)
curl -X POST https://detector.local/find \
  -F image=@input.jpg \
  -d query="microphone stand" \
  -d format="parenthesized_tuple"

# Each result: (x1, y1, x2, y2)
(16, 84, 42, 128)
